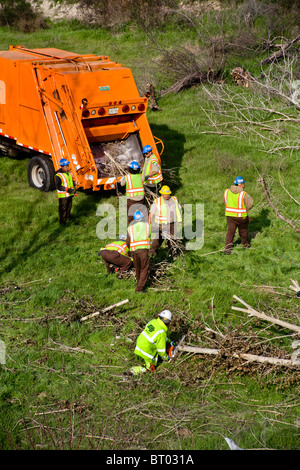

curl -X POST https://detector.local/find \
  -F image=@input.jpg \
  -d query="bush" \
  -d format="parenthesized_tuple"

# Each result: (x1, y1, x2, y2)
(0, 0, 47, 32)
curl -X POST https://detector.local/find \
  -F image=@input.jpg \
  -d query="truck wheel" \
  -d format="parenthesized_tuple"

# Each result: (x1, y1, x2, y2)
(27, 155, 55, 192)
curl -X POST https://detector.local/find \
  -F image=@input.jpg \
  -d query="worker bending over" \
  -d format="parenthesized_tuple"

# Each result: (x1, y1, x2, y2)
(120, 160, 146, 224)
(98, 235, 132, 274)
(224, 176, 253, 254)
(55, 158, 78, 225)
(128, 310, 173, 376)
(127, 210, 151, 293)
(149, 185, 182, 257)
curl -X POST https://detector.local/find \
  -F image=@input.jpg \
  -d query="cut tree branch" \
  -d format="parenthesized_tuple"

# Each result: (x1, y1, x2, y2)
(232, 295, 300, 334)
(80, 299, 129, 322)
(178, 345, 299, 366)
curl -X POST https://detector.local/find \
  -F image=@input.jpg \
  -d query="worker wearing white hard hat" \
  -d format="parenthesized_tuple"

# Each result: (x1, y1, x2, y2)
(128, 310, 173, 375)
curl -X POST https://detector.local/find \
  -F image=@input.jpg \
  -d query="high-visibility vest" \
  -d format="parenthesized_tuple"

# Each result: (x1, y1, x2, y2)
(142, 153, 163, 184)
(125, 173, 145, 198)
(154, 196, 182, 225)
(224, 189, 248, 218)
(104, 240, 129, 257)
(128, 221, 151, 251)
(134, 318, 169, 364)
(56, 171, 74, 198)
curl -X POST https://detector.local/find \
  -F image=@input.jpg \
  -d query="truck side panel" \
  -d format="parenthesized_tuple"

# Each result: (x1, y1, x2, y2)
(18, 62, 51, 153)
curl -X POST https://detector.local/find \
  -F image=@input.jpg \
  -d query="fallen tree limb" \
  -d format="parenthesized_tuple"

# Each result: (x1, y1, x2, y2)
(178, 345, 299, 366)
(260, 34, 300, 65)
(232, 295, 300, 334)
(80, 299, 129, 322)
(258, 175, 300, 233)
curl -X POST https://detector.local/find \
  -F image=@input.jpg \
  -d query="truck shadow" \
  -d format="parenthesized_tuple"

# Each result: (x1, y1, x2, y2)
(150, 123, 186, 193)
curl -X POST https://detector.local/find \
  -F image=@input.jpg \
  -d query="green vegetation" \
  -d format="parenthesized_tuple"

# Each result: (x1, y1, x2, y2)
(0, 3, 299, 451)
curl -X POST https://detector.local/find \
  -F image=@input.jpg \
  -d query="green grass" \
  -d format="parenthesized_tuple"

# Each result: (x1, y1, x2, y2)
(0, 17, 299, 451)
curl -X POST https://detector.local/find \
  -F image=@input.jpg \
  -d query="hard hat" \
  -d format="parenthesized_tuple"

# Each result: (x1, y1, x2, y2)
(142, 145, 152, 154)
(133, 210, 144, 221)
(129, 160, 140, 170)
(158, 310, 172, 323)
(59, 158, 70, 167)
(118, 235, 127, 241)
(234, 176, 246, 185)
(159, 185, 172, 195)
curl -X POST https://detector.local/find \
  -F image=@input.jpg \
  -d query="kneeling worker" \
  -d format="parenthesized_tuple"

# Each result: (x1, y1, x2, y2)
(98, 235, 133, 274)
(129, 310, 173, 375)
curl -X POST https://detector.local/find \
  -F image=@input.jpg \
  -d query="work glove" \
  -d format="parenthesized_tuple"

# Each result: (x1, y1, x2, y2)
(68, 188, 75, 194)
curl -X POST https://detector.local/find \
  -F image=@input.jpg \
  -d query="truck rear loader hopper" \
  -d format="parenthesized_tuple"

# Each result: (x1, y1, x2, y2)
(0, 45, 163, 191)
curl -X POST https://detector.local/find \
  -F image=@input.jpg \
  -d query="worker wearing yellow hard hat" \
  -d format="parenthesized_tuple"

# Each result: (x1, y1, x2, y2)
(148, 185, 182, 257)
(159, 185, 172, 195)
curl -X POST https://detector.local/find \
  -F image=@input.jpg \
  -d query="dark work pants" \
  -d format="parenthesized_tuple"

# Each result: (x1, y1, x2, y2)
(225, 216, 250, 253)
(150, 222, 175, 256)
(100, 250, 133, 274)
(59, 197, 73, 224)
(132, 249, 149, 292)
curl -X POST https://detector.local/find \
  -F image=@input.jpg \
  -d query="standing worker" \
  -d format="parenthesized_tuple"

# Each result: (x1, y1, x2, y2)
(98, 235, 133, 274)
(128, 310, 173, 376)
(127, 210, 151, 293)
(55, 158, 77, 225)
(120, 160, 146, 224)
(224, 176, 253, 254)
(141, 145, 163, 192)
(149, 185, 182, 257)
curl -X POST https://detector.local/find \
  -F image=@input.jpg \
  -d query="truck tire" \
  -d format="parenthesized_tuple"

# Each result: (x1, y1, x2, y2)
(27, 155, 55, 192)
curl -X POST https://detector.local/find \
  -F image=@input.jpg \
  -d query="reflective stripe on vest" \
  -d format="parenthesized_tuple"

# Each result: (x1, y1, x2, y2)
(134, 318, 168, 363)
(154, 196, 182, 225)
(125, 174, 144, 197)
(142, 154, 163, 184)
(57, 172, 74, 198)
(104, 241, 129, 256)
(224, 189, 247, 217)
(128, 222, 150, 251)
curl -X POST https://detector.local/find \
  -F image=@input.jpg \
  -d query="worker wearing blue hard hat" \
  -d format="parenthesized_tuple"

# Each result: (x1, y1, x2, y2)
(127, 209, 151, 293)
(55, 158, 78, 225)
(224, 175, 253, 254)
(141, 144, 163, 192)
(120, 159, 146, 224)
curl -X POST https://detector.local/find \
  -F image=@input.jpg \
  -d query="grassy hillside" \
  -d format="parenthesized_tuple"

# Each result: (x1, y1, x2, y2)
(0, 13, 299, 451)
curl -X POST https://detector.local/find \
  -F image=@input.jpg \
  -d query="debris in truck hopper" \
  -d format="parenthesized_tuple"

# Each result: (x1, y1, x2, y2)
(91, 135, 144, 178)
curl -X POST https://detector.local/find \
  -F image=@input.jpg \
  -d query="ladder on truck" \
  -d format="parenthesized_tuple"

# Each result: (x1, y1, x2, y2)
(34, 65, 98, 190)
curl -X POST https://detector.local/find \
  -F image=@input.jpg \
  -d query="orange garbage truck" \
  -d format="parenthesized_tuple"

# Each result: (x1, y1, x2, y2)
(0, 45, 163, 191)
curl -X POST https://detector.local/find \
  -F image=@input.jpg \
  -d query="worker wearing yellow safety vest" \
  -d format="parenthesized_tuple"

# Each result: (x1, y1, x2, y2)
(127, 210, 151, 293)
(128, 310, 173, 376)
(224, 176, 253, 254)
(120, 160, 146, 224)
(149, 185, 182, 257)
(98, 235, 133, 274)
(55, 158, 78, 225)
(141, 145, 163, 192)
